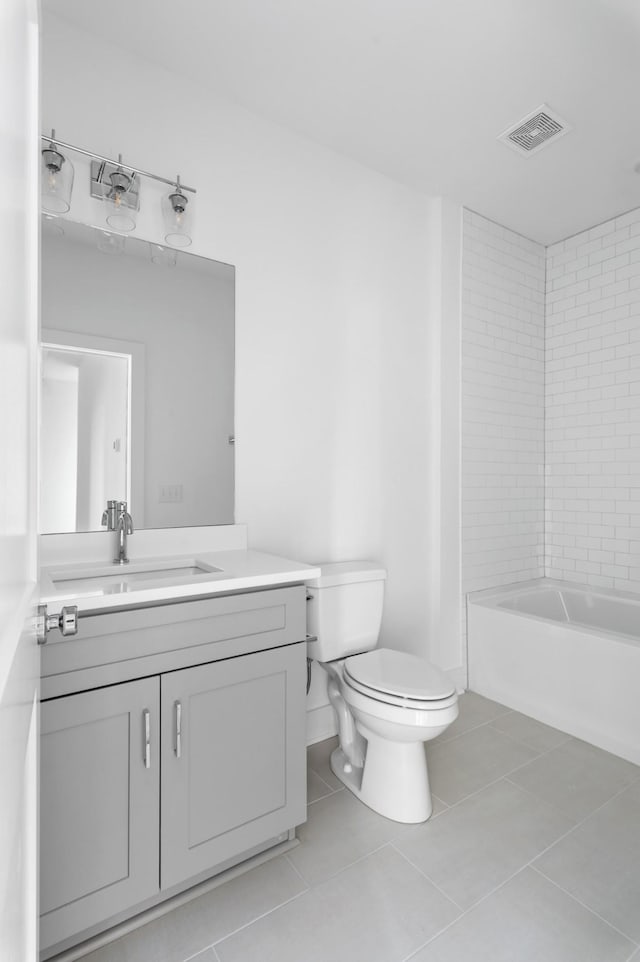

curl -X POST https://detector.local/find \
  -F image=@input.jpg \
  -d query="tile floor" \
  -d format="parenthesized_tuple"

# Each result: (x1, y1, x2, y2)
(76, 693, 640, 962)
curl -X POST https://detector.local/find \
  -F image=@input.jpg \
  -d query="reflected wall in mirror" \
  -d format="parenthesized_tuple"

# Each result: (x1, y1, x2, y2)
(40, 218, 235, 533)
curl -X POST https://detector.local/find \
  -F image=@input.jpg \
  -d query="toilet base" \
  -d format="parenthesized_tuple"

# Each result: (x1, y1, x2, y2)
(330, 737, 433, 824)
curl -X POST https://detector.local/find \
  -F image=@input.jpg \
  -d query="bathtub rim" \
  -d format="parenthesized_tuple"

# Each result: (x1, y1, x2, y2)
(467, 577, 640, 649)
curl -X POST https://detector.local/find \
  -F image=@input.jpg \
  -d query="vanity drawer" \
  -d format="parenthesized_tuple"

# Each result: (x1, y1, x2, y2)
(41, 585, 306, 698)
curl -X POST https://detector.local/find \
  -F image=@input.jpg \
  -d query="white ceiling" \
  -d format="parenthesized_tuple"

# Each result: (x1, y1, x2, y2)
(43, 0, 640, 244)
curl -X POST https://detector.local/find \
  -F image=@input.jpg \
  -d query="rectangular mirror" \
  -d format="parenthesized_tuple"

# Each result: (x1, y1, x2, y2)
(40, 217, 235, 533)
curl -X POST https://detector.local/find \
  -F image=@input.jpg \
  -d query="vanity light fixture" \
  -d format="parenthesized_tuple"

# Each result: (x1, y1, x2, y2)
(162, 176, 193, 248)
(41, 130, 74, 214)
(39, 132, 197, 243)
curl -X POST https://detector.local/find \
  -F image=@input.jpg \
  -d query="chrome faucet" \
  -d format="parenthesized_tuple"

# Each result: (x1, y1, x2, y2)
(114, 501, 134, 564)
(102, 499, 134, 564)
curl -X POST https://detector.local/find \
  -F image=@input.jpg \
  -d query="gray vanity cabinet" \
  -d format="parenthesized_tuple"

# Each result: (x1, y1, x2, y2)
(39, 586, 308, 958)
(40, 677, 160, 952)
(160, 644, 306, 889)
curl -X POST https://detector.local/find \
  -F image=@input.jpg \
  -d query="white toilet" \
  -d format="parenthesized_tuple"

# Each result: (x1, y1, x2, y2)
(306, 562, 458, 823)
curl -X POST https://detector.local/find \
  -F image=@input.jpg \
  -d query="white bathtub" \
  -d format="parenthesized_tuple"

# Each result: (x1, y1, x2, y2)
(467, 579, 640, 766)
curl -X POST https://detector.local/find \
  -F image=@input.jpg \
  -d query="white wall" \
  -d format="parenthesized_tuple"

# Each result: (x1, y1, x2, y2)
(461, 211, 546, 626)
(41, 16, 465, 733)
(545, 207, 640, 591)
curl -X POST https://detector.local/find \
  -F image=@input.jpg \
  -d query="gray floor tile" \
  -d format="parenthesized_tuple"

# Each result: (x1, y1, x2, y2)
(395, 779, 573, 909)
(76, 713, 640, 962)
(426, 724, 539, 805)
(508, 737, 640, 823)
(306, 735, 342, 790)
(76, 856, 306, 962)
(489, 710, 572, 753)
(216, 845, 460, 962)
(287, 786, 411, 885)
(534, 779, 640, 941)
(410, 867, 634, 962)
(437, 691, 511, 743)
(307, 766, 335, 803)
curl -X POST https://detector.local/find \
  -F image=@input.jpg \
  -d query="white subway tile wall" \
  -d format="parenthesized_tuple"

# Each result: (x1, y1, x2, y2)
(545, 206, 640, 592)
(461, 211, 546, 615)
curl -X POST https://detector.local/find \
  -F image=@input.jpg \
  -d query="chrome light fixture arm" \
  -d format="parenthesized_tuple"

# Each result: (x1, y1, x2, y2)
(39, 133, 197, 194)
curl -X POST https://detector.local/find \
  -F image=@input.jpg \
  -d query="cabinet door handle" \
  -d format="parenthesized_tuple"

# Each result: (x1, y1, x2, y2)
(143, 709, 151, 769)
(174, 700, 182, 759)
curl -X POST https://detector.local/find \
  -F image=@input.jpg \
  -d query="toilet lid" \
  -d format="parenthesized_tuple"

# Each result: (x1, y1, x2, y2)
(344, 648, 456, 702)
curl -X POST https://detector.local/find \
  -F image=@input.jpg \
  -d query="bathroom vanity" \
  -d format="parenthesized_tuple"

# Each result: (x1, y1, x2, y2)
(38, 548, 318, 959)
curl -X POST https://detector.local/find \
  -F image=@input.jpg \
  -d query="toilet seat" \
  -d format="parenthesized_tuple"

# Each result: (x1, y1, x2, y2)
(343, 648, 456, 709)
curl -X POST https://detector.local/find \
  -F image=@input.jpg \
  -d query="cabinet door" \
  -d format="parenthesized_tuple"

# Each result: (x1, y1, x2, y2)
(161, 644, 306, 890)
(40, 677, 160, 952)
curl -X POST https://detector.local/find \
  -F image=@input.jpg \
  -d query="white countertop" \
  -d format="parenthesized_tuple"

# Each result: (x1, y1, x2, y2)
(40, 550, 321, 615)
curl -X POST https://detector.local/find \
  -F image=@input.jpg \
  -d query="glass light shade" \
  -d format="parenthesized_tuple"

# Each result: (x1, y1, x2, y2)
(162, 187, 192, 248)
(41, 144, 74, 213)
(95, 229, 126, 256)
(105, 169, 136, 232)
(149, 243, 177, 267)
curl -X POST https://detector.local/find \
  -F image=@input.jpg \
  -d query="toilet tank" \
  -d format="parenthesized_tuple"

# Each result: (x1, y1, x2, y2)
(306, 562, 387, 662)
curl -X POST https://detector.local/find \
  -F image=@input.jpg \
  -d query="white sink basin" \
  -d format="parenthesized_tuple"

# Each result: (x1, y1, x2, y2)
(49, 558, 224, 596)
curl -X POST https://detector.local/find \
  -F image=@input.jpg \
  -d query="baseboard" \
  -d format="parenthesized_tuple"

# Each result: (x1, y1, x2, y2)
(306, 704, 337, 746)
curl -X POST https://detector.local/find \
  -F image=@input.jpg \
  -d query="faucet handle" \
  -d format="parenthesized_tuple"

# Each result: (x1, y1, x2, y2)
(102, 500, 119, 529)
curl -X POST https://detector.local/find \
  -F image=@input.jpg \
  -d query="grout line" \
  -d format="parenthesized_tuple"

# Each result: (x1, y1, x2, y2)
(284, 839, 392, 891)
(283, 852, 309, 885)
(430, 792, 449, 814)
(208, 888, 309, 948)
(389, 842, 465, 914)
(184, 948, 221, 962)
(434, 710, 514, 747)
(306, 766, 335, 795)
(504, 761, 640, 831)
(430, 729, 561, 811)
(530, 865, 640, 948)
(306, 785, 344, 806)
(484, 720, 573, 755)
(429, 771, 506, 812)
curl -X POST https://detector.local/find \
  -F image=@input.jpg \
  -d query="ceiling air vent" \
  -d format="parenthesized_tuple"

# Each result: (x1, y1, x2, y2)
(498, 104, 571, 156)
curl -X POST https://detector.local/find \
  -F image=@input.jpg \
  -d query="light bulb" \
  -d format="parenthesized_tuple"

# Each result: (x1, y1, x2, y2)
(105, 164, 136, 232)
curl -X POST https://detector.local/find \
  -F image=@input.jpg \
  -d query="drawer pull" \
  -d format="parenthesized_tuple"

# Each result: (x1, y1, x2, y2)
(175, 700, 182, 758)
(143, 709, 151, 769)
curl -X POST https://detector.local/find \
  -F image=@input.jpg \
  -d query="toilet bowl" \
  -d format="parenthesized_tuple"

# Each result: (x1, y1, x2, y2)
(306, 563, 459, 823)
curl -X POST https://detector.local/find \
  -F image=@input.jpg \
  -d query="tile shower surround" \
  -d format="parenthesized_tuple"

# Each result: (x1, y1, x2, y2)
(462, 205, 640, 608)
(72, 693, 640, 962)
(461, 211, 546, 604)
(545, 207, 640, 592)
